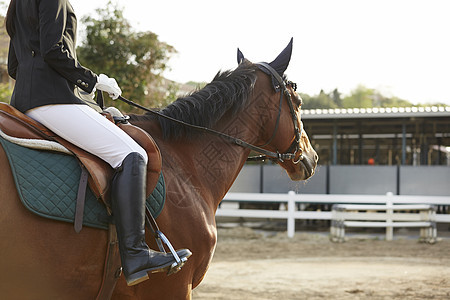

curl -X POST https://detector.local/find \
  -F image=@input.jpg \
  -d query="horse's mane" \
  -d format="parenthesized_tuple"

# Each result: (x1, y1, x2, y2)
(131, 61, 258, 140)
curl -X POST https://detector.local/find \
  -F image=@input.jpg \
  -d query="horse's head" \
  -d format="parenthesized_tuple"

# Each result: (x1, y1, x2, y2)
(237, 38, 318, 181)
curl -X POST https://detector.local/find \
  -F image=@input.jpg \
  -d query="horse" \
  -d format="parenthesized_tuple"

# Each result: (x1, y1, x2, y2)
(0, 39, 318, 299)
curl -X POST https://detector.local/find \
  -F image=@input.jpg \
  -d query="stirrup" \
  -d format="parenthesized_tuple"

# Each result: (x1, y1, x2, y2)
(145, 208, 189, 275)
(155, 230, 188, 275)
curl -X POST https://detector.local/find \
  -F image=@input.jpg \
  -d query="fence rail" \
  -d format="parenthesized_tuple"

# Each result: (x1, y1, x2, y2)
(216, 192, 450, 238)
(330, 203, 437, 242)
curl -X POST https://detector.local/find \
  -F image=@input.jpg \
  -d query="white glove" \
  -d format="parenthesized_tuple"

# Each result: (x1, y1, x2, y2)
(95, 74, 122, 100)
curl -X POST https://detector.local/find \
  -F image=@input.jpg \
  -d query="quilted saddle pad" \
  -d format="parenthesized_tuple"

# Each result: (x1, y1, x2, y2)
(0, 136, 165, 230)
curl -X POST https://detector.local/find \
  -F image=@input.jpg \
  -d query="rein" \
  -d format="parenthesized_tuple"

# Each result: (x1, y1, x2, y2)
(115, 63, 303, 163)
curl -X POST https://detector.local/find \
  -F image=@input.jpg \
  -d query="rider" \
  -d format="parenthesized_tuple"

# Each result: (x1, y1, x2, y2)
(5, 0, 191, 286)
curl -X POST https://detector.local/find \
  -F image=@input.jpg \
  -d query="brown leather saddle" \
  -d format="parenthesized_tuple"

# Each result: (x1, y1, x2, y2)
(0, 102, 162, 205)
(0, 102, 162, 299)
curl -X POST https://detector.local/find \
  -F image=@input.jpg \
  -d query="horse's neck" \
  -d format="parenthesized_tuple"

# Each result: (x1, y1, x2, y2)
(134, 90, 269, 210)
(160, 129, 250, 209)
(140, 120, 253, 209)
(188, 100, 269, 199)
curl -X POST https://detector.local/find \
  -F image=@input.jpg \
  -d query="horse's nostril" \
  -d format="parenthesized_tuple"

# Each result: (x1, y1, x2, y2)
(314, 153, 319, 162)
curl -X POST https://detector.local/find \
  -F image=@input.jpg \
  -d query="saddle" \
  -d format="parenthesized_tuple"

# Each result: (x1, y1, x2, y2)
(0, 102, 162, 300)
(0, 102, 162, 207)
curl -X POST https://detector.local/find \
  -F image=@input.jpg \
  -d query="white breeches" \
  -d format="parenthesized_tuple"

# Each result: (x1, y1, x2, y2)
(26, 104, 148, 168)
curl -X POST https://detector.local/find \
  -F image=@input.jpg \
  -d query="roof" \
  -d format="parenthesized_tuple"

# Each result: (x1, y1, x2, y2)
(302, 106, 450, 119)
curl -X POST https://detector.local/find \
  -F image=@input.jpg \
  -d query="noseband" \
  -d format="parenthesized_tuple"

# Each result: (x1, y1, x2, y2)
(115, 63, 304, 164)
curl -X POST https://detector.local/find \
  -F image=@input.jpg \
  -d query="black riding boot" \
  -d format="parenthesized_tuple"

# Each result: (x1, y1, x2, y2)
(111, 152, 192, 286)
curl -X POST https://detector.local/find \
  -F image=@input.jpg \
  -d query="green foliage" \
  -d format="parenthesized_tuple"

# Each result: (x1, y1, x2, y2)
(301, 90, 337, 109)
(301, 85, 422, 109)
(185, 81, 208, 90)
(160, 82, 180, 108)
(0, 83, 13, 103)
(77, 1, 176, 111)
(342, 85, 375, 108)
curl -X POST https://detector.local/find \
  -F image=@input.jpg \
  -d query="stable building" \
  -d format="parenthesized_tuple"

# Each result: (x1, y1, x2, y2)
(302, 106, 450, 166)
(230, 106, 450, 196)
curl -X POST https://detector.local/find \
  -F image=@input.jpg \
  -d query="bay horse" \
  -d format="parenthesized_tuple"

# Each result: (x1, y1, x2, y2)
(0, 40, 317, 299)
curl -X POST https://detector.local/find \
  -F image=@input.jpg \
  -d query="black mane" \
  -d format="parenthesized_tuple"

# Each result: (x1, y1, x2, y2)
(155, 61, 258, 139)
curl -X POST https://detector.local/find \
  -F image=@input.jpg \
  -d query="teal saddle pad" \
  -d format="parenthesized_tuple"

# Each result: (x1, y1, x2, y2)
(0, 136, 165, 230)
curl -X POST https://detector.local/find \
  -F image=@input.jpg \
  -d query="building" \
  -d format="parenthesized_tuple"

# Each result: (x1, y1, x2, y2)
(230, 106, 450, 196)
(302, 106, 450, 166)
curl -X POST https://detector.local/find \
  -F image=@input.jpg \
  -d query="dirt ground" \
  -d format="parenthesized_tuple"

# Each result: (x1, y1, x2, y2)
(192, 224, 450, 300)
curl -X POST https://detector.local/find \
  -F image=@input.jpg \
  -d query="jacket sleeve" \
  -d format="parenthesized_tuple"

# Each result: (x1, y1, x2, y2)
(8, 42, 18, 80)
(38, 0, 97, 93)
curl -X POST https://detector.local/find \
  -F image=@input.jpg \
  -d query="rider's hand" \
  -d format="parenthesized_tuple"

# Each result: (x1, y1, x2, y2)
(95, 74, 122, 100)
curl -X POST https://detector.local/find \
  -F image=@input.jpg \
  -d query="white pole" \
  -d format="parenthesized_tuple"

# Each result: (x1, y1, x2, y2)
(287, 191, 296, 238)
(386, 192, 393, 241)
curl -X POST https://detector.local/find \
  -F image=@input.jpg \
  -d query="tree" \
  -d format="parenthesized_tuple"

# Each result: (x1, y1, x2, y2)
(300, 85, 419, 109)
(77, 1, 176, 111)
(381, 96, 414, 107)
(342, 85, 374, 108)
(301, 89, 338, 109)
(331, 88, 342, 107)
(0, 83, 12, 103)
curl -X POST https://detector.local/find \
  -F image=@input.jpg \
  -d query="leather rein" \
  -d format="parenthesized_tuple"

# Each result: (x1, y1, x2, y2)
(114, 62, 304, 164)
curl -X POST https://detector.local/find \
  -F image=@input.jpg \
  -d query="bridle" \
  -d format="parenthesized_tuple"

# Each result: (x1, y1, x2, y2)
(253, 62, 304, 163)
(115, 63, 304, 164)
(113, 62, 304, 164)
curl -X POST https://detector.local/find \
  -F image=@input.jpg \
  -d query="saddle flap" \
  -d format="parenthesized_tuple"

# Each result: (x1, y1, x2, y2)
(117, 122, 162, 196)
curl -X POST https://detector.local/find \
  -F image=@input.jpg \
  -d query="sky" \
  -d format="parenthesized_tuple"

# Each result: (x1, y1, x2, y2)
(69, 0, 450, 105)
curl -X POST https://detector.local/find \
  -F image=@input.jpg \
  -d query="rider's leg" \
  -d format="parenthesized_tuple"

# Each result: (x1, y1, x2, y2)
(26, 104, 146, 168)
(111, 152, 191, 285)
(26, 104, 192, 285)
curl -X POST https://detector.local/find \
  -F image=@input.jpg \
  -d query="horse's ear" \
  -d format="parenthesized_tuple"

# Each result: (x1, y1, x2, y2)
(269, 37, 293, 76)
(237, 48, 245, 64)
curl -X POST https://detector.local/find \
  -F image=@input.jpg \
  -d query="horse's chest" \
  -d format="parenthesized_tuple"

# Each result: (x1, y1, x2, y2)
(192, 224, 217, 287)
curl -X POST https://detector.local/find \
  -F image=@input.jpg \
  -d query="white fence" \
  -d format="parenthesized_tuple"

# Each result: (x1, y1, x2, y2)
(216, 192, 450, 238)
(330, 203, 437, 242)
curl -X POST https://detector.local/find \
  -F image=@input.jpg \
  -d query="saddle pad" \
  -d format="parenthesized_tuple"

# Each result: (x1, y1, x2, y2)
(0, 136, 165, 230)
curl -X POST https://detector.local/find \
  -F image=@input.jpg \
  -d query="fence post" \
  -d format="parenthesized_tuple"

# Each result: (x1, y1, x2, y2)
(288, 191, 295, 238)
(386, 192, 393, 241)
